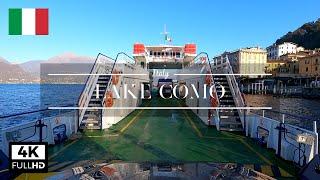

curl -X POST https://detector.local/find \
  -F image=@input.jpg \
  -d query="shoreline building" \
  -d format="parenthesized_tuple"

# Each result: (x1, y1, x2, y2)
(266, 49, 320, 78)
(267, 42, 304, 60)
(299, 52, 320, 77)
(213, 47, 267, 78)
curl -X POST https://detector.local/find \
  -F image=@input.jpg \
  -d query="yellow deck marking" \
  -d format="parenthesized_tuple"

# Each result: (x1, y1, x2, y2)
(48, 140, 78, 160)
(120, 101, 151, 133)
(182, 110, 203, 138)
(175, 102, 293, 177)
(239, 138, 272, 165)
(203, 136, 237, 140)
(239, 138, 293, 177)
(261, 165, 273, 177)
(50, 102, 150, 161)
(86, 134, 119, 138)
(48, 161, 57, 166)
(120, 110, 145, 133)
(279, 167, 293, 177)
(177, 101, 203, 138)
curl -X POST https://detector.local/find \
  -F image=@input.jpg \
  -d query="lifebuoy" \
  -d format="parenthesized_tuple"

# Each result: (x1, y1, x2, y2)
(104, 91, 113, 107)
(112, 70, 120, 85)
(210, 93, 219, 107)
(205, 71, 212, 85)
(241, 93, 246, 106)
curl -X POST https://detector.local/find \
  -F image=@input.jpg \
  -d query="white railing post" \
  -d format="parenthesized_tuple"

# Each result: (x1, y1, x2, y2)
(313, 121, 319, 155)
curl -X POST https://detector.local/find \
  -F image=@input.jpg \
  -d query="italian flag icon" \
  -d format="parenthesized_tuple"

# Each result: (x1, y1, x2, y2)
(9, 8, 49, 35)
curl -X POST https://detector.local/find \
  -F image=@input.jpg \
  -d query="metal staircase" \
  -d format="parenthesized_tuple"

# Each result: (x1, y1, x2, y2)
(78, 52, 144, 130)
(213, 75, 242, 131)
(78, 54, 114, 130)
(210, 56, 245, 131)
(81, 75, 110, 129)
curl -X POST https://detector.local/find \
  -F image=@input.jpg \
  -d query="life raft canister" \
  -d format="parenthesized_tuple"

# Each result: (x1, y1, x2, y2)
(112, 70, 120, 85)
(105, 91, 113, 107)
(205, 71, 212, 85)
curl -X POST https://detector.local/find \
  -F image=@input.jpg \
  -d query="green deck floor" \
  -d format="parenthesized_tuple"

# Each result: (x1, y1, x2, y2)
(48, 97, 297, 177)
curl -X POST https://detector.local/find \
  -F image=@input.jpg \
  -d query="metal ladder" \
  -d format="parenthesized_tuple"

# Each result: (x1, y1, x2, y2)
(78, 52, 139, 130)
(210, 56, 245, 131)
(78, 53, 114, 130)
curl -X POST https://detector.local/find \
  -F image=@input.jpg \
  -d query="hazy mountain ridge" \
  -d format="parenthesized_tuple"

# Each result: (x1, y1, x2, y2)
(0, 61, 37, 83)
(0, 53, 94, 83)
(276, 19, 320, 49)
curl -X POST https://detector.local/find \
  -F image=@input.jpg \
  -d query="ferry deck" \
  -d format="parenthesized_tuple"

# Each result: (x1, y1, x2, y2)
(0, 42, 319, 179)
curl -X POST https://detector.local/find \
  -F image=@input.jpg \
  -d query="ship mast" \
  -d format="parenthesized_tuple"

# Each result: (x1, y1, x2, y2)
(161, 24, 172, 45)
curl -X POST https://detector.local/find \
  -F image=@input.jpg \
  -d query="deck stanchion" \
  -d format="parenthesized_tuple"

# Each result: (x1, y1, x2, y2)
(36, 119, 46, 142)
(277, 115, 285, 157)
(244, 108, 247, 136)
(314, 121, 319, 155)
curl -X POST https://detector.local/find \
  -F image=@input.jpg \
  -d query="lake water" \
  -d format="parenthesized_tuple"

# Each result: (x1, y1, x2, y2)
(0, 84, 83, 130)
(1, 84, 320, 131)
(245, 94, 320, 130)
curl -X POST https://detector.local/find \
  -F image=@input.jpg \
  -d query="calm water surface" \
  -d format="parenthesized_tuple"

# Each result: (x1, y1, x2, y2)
(0, 84, 83, 129)
(1, 84, 320, 130)
(245, 94, 320, 130)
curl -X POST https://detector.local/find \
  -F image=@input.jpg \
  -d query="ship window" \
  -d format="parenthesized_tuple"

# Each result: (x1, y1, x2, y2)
(306, 67, 308, 72)
(165, 52, 169, 56)
(176, 52, 181, 58)
(157, 52, 160, 57)
(173, 52, 176, 57)
(161, 52, 164, 56)
(149, 51, 153, 56)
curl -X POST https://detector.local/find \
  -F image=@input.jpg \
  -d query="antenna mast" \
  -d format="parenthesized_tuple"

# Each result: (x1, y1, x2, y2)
(161, 24, 172, 44)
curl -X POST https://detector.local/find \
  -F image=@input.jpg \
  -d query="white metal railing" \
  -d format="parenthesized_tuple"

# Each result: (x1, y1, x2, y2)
(246, 112, 319, 166)
(224, 56, 245, 125)
(78, 54, 114, 126)
(1, 110, 77, 156)
(211, 56, 245, 127)
(101, 53, 136, 107)
(195, 53, 220, 125)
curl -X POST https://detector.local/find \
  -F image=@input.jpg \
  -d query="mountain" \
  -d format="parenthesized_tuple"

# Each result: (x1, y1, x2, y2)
(276, 19, 320, 49)
(18, 52, 94, 76)
(0, 58, 38, 83)
(0, 57, 9, 64)
(19, 60, 43, 76)
(46, 52, 94, 63)
(0, 53, 94, 83)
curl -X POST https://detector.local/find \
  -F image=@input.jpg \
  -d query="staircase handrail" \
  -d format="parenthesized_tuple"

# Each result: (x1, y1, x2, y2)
(78, 53, 115, 126)
(225, 56, 245, 107)
(210, 56, 245, 127)
(223, 56, 245, 127)
(193, 52, 220, 123)
(102, 52, 136, 107)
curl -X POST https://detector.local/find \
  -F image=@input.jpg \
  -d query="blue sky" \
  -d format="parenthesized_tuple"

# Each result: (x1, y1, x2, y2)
(0, 0, 319, 63)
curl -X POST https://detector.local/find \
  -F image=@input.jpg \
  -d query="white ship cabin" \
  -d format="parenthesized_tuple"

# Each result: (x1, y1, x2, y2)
(133, 43, 197, 69)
